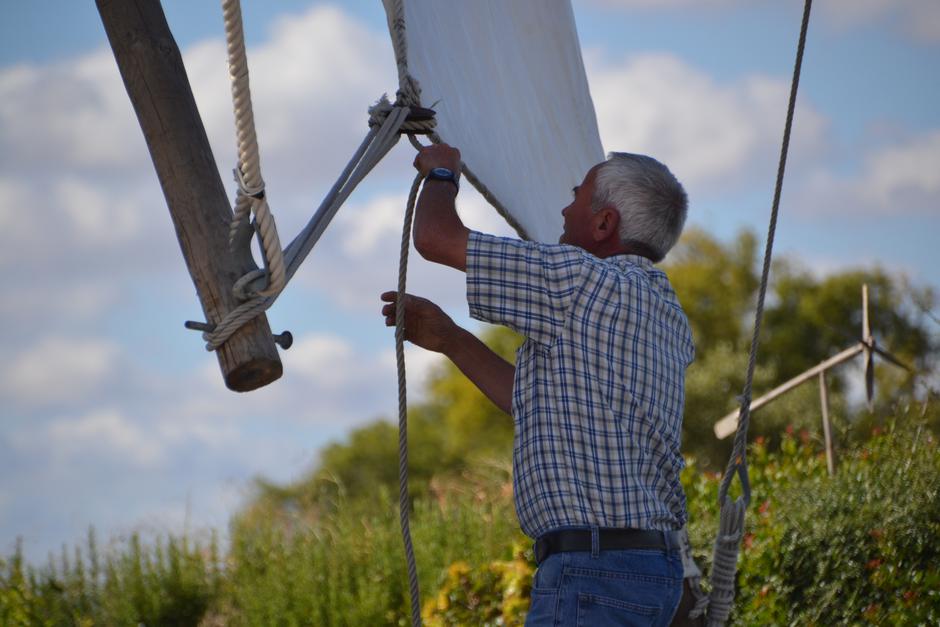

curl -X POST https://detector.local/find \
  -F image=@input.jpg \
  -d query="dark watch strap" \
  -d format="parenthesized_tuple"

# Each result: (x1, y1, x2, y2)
(426, 167, 459, 191)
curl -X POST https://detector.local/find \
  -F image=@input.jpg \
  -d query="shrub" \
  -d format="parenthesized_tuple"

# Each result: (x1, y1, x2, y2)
(732, 419, 940, 625)
(422, 545, 533, 627)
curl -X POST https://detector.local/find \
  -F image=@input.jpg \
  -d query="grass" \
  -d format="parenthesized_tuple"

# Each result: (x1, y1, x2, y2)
(3, 420, 938, 626)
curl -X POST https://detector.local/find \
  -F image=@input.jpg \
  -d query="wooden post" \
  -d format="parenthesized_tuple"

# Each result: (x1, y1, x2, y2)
(96, 0, 282, 392)
(818, 370, 835, 476)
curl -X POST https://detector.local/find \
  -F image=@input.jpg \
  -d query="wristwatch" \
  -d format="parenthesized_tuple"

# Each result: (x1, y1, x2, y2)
(426, 167, 460, 192)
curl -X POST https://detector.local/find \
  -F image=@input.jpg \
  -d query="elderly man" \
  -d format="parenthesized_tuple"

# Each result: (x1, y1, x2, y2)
(380, 143, 693, 626)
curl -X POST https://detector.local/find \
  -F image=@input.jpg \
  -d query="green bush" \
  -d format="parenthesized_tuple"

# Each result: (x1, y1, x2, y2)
(422, 546, 532, 627)
(3, 418, 937, 625)
(0, 530, 220, 626)
(732, 419, 940, 625)
(215, 474, 526, 626)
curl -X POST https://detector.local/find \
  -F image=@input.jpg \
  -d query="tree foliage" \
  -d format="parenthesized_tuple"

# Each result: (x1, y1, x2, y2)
(249, 227, 938, 514)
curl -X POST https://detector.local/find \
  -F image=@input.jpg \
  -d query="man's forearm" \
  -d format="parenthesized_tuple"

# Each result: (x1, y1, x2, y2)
(443, 326, 515, 415)
(413, 180, 469, 271)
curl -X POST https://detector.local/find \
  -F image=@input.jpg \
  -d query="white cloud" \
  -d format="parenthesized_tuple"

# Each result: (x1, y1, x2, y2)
(45, 409, 164, 467)
(287, 333, 360, 388)
(821, 0, 940, 43)
(56, 177, 144, 246)
(185, 5, 398, 192)
(589, 0, 739, 7)
(588, 0, 940, 43)
(339, 194, 411, 255)
(0, 53, 146, 175)
(586, 52, 827, 190)
(797, 130, 940, 216)
(0, 280, 122, 331)
(378, 344, 447, 401)
(863, 131, 940, 208)
(1, 337, 120, 406)
(0, 3, 402, 350)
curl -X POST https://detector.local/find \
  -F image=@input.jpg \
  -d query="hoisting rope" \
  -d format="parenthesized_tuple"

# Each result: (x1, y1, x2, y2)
(395, 173, 425, 627)
(690, 1, 813, 624)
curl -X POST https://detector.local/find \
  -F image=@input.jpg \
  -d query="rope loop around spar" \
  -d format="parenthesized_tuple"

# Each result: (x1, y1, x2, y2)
(221, 0, 286, 301)
(369, 94, 437, 135)
(234, 164, 265, 199)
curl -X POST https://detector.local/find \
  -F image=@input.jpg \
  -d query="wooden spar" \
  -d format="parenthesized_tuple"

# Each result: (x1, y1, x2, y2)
(96, 0, 282, 392)
(713, 343, 864, 439)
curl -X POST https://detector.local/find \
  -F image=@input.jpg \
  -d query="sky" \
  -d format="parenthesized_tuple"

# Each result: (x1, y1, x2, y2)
(1, 1, 938, 563)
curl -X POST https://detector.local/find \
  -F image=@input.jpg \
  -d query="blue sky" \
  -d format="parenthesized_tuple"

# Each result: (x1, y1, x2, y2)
(1, 1, 938, 562)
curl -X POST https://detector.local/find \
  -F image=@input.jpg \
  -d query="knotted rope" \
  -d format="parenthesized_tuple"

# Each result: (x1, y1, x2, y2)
(691, 2, 813, 624)
(197, 0, 286, 351)
(222, 0, 285, 295)
(195, 0, 438, 350)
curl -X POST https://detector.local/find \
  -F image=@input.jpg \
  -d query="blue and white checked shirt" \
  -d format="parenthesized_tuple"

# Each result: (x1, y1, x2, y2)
(466, 231, 695, 538)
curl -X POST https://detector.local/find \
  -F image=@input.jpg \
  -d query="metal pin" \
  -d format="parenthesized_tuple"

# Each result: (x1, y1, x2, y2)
(273, 331, 293, 350)
(185, 320, 214, 332)
(187, 320, 291, 350)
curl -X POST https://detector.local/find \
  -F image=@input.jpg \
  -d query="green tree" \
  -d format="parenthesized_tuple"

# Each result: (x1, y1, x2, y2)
(667, 229, 937, 466)
(247, 227, 938, 516)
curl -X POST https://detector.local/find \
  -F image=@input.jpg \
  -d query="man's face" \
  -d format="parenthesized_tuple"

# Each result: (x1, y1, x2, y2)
(559, 166, 600, 249)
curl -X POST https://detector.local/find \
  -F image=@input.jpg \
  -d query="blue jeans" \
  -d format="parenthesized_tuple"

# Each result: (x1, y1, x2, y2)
(525, 537, 683, 626)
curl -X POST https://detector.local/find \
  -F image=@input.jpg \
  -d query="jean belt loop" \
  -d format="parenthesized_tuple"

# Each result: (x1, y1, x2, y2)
(590, 525, 600, 558)
(665, 529, 680, 553)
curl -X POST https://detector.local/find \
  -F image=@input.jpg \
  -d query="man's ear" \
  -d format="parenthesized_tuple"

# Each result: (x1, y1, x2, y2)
(592, 207, 620, 242)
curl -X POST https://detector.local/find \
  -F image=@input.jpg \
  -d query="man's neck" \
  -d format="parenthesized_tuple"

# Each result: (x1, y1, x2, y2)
(596, 240, 658, 262)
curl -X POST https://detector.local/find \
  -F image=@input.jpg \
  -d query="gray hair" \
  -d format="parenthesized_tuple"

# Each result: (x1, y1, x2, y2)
(591, 153, 688, 262)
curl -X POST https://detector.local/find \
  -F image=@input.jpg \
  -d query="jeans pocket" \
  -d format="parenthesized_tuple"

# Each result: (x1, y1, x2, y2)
(525, 588, 559, 627)
(576, 592, 659, 627)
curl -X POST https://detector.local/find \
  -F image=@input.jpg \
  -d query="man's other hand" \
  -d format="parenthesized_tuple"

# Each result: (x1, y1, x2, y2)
(381, 291, 457, 353)
(413, 143, 461, 177)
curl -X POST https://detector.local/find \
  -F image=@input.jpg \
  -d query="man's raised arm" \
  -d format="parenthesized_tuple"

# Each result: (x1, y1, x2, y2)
(411, 144, 470, 271)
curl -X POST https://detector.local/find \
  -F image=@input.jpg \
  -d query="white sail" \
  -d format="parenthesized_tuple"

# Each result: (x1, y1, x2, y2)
(393, 0, 605, 243)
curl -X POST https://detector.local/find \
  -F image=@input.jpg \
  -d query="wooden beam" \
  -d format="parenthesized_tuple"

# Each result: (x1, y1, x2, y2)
(96, 0, 282, 392)
(714, 343, 864, 439)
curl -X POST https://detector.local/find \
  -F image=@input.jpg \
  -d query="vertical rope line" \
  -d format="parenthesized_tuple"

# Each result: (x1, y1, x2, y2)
(703, 3, 813, 625)
(220, 0, 285, 298)
(396, 171, 425, 627)
(719, 0, 814, 504)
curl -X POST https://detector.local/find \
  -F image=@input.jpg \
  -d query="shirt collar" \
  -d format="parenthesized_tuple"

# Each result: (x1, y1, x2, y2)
(608, 253, 655, 268)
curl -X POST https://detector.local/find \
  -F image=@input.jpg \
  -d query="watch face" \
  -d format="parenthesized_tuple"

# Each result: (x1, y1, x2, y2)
(431, 167, 453, 177)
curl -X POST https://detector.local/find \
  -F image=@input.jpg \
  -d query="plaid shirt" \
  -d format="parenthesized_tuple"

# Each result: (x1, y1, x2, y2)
(466, 231, 694, 538)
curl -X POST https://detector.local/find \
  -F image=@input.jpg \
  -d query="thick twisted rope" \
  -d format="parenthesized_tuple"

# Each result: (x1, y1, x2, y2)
(221, 0, 285, 298)
(196, 0, 286, 351)
(200, 101, 414, 351)
(695, 2, 813, 624)
(395, 172, 425, 627)
(200, 0, 425, 350)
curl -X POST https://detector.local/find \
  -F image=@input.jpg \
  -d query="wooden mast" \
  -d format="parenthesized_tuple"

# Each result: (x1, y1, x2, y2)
(96, 0, 282, 392)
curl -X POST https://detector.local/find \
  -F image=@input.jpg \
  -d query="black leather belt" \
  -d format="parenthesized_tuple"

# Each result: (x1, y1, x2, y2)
(534, 528, 670, 565)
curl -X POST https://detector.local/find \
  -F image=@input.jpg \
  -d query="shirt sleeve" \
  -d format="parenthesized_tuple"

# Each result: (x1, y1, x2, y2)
(466, 230, 584, 344)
